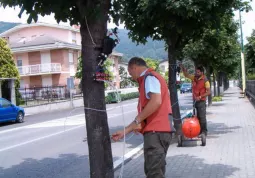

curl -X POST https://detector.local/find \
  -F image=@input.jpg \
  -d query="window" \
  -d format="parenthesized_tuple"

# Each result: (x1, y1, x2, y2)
(72, 32, 76, 44)
(160, 65, 166, 73)
(69, 52, 75, 76)
(17, 56, 22, 66)
(0, 98, 11, 108)
(69, 52, 74, 64)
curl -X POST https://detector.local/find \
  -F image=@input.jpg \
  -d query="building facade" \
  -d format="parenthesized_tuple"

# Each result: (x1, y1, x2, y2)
(0, 23, 122, 89)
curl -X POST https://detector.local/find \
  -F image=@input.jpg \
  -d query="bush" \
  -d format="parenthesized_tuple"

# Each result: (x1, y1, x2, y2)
(120, 92, 139, 101)
(212, 96, 222, 102)
(105, 92, 139, 104)
(247, 73, 255, 80)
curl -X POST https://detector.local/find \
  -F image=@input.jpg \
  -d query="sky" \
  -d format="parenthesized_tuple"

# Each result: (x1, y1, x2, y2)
(0, 3, 254, 44)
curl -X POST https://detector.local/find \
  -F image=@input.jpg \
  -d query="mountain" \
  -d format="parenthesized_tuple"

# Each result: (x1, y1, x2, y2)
(0, 21, 20, 34)
(0, 22, 168, 60)
(115, 29, 168, 61)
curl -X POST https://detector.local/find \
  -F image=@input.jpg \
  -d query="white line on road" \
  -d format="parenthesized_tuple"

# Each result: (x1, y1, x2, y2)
(0, 125, 85, 153)
(0, 102, 138, 135)
(0, 110, 137, 152)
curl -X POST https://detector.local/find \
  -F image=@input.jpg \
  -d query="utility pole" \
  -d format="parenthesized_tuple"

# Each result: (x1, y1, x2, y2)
(239, 9, 246, 95)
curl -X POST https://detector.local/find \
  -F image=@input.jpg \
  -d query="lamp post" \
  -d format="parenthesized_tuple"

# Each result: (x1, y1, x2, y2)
(239, 9, 246, 95)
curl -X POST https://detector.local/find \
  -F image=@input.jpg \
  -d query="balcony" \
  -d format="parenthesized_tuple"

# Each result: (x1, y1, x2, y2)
(17, 63, 62, 76)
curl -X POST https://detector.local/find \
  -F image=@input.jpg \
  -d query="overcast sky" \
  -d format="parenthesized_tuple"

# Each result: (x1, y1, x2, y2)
(0, 3, 254, 44)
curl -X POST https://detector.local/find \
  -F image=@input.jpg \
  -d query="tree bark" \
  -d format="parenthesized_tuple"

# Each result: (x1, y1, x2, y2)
(206, 65, 212, 106)
(78, 1, 114, 177)
(167, 37, 181, 135)
(217, 72, 221, 96)
(213, 72, 217, 97)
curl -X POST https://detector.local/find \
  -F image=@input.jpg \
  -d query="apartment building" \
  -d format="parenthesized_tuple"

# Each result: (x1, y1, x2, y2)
(0, 22, 122, 89)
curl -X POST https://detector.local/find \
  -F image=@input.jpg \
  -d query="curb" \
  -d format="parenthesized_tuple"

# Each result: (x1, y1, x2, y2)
(113, 109, 193, 171)
(113, 143, 144, 171)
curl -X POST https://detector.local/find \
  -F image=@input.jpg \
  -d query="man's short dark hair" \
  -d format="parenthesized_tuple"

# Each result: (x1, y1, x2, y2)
(128, 57, 147, 67)
(196, 66, 204, 73)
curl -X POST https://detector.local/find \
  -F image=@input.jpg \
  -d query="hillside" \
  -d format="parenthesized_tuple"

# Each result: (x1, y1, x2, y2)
(114, 29, 168, 61)
(0, 22, 168, 60)
(0, 21, 20, 34)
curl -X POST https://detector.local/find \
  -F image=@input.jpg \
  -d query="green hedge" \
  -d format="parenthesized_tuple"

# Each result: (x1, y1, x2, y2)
(247, 73, 255, 80)
(212, 96, 222, 102)
(105, 92, 139, 104)
(120, 92, 139, 101)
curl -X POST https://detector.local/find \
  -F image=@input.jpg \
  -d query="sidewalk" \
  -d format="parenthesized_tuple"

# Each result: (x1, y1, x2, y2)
(115, 87, 255, 178)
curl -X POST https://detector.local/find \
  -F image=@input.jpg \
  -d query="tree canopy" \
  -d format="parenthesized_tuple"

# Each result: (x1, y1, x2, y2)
(0, 38, 19, 79)
(245, 29, 255, 74)
(111, 0, 251, 133)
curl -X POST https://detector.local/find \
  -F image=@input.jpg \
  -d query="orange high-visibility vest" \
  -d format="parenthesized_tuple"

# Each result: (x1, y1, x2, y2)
(137, 68, 172, 134)
(192, 75, 208, 101)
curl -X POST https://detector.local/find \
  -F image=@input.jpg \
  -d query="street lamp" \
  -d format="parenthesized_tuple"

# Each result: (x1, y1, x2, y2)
(239, 9, 246, 95)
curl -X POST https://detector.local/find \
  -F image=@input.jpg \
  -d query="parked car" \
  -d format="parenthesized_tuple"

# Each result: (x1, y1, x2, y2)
(0, 98, 25, 123)
(180, 83, 192, 94)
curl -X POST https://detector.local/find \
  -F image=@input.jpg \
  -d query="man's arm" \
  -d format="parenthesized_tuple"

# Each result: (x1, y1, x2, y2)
(124, 92, 162, 134)
(180, 64, 194, 80)
(201, 81, 211, 98)
(136, 92, 161, 123)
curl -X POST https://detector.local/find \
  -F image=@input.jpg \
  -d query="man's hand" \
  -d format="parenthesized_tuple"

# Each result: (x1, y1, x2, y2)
(111, 120, 143, 141)
(195, 96, 201, 101)
(111, 130, 125, 141)
(131, 122, 142, 134)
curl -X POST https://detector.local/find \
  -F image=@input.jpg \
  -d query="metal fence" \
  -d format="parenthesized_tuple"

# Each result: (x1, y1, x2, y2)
(246, 80, 255, 105)
(18, 85, 82, 107)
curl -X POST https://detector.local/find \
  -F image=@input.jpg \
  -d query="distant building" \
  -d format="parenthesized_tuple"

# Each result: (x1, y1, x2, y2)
(159, 59, 181, 82)
(0, 22, 122, 89)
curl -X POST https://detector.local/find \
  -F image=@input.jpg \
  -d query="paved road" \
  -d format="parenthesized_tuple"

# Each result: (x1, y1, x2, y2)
(0, 93, 193, 178)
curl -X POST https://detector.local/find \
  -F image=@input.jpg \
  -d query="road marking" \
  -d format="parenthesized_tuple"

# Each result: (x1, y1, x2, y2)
(0, 105, 137, 135)
(113, 143, 144, 170)
(0, 125, 85, 153)
(0, 110, 137, 152)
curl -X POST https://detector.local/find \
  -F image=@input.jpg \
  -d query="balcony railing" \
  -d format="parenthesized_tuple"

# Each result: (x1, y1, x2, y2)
(17, 63, 62, 76)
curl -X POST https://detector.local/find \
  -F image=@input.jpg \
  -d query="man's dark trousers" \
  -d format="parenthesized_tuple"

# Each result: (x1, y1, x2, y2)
(143, 132, 172, 178)
(195, 100, 207, 135)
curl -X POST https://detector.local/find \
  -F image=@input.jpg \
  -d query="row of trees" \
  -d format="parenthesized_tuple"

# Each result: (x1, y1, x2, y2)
(1, 0, 251, 177)
(245, 29, 255, 79)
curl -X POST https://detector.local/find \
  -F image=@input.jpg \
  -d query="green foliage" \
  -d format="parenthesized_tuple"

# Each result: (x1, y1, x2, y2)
(120, 92, 139, 101)
(75, 56, 114, 89)
(212, 96, 223, 102)
(0, 38, 22, 105)
(103, 59, 114, 88)
(144, 58, 160, 72)
(0, 38, 19, 79)
(105, 92, 139, 104)
(119, 66, 136, 88)
(245, 29, 255, 74)
(111, 0, 250, 46)
(247, 73, 255, 80)
(163, 71, 168, 85)
(182, 14, 241, 79)
(75, 56, 82, 79)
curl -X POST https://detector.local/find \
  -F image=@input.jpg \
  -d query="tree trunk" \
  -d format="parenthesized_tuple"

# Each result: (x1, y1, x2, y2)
(206, 65, 212, 106)
(217, 72, 221, 97)
(213, 72, 216, 97)
(167, 37, 181, 135)
(78, 1, 114, 177)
